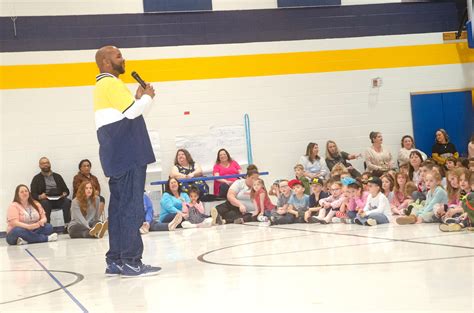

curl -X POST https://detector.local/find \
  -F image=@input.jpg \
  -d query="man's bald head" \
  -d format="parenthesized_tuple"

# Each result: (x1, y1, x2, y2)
(95, 46, 125, 76)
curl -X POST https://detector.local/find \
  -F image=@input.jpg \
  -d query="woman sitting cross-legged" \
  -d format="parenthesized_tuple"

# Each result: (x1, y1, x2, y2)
(68, 181, 108, 239)
(140, 191, 184, 233)
(158, 177, 189, 227)
(6, 184, 57, 245)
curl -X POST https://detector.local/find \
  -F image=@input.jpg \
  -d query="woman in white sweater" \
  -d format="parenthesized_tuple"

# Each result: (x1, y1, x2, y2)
(397, 135, 427, 166)
(364, 131, 395, 176)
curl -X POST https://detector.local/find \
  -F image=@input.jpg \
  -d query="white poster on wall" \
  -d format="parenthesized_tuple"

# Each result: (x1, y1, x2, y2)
(175, 125, 247, 173)
(147, 129, 162, 173)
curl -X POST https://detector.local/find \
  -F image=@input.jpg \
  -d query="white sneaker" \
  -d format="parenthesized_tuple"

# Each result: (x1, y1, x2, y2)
(367, 218, 377, 226)
(17, 237, 28, 245)
(48, 233, 58, 242)
(257, 216, 269, 222)
(199, 218, 212, 228)
(181, 221, 197, 229)
(140, 222, 150, 234)
(332, 217, 342, 223)
(168, 213, 183, 231)
(258, 221, 271, 227)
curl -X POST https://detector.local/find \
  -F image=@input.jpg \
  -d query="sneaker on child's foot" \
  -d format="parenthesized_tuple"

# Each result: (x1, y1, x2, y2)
(140, 222, 150, 234)
(354, 219, 363, 225)
(309, 216, 320, 224)
(89, 222, 103, 238)
(257, 215, 269, 222)
(332, 217, 342, 223)
(404, 205, 414, 216)
(366, 218, 377, 226)
(98, 220, 108, 238)
(105, 262, 123, 276)
(17, 237, 28, 245)
(168, 213, 183, 231)
(199, 218, 212, 228)
(444, 218, 457, 224)
(48, 233, 58, 242)
(233, 218, 244, 224)
(210, 207, 222, 225)
(439, 223, 462, 232)
(319, 219, 328, 225)
(181, 221, 197, 229)
(343, 218, 352, 224)
(396, 215, 417, 225)
(121, 263, 161, 278)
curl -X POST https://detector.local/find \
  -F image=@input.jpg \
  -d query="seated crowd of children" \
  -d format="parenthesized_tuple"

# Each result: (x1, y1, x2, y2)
(5, 141, 474, 246)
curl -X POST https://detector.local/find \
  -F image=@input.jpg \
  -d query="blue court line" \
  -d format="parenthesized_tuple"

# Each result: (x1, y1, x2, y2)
(25, 249, 88, 313)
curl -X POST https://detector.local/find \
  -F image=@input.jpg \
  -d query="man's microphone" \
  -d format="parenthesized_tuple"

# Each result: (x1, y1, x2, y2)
(131, 71, 147, 88)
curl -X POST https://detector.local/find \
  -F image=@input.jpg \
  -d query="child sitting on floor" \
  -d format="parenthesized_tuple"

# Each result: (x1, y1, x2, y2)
(181, 187, 212, 228)
(354, 176, 391, 226)
(396, 171, 448, 225)
(287, 179, 310, 223)
(251, 178, 275, 225)
(311, 181, 345, 224)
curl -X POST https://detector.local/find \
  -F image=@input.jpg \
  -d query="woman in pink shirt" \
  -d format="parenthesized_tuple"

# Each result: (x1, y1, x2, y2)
(6, 184, 57, 245)
(213, 148, 241, 197)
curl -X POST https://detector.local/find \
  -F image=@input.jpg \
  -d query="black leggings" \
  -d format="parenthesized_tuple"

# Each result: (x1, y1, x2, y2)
(216, 201, 257, 223)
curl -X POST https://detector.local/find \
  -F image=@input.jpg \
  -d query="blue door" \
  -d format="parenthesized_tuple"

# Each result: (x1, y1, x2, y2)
(410, 91, 473, 157)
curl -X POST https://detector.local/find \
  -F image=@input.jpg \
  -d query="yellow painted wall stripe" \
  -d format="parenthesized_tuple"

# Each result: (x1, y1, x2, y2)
(1, 42, 474, 90)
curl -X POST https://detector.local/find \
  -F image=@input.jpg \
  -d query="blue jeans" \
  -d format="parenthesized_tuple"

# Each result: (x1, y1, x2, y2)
(354, 212, 389, 225)
(106, 165, 146, 266)
(161, 213, 183, 226)
(149, 220, 169, 231)
(6, 224, 53, 245)
(347, 210, 357, 223)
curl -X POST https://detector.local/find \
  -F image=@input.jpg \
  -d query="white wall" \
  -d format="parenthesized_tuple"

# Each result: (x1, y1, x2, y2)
(1, 33, 473, 232)
(0, 0, 402, 16)
(0, 0, 143, 16)
(213, 0, 277, 11)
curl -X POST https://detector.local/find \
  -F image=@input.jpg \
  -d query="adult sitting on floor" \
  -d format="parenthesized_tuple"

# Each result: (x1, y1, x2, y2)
(214, 165, 260, 224)
(68, 181, 108, 239)
(6, 184, 57, 245)
(30, 157, 71, 231)
(140, 192, 182, 233)
(158, 177, 189, 227)
(72, 159, 105, 217)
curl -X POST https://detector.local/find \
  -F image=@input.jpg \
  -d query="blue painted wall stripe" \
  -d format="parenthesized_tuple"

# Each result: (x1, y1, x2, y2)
(278, 0, 341, 8)
(144, 0, 212, 13)
(0, 2, 459, 52)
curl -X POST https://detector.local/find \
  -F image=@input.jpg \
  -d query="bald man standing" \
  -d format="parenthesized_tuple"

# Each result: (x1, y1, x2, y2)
(93, 46, 160, 277)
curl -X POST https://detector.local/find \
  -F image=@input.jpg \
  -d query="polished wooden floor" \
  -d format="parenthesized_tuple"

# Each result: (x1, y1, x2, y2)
(1, 222, 473, 313)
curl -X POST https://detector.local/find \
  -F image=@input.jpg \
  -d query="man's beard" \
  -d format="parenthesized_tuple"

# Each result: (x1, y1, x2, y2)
(41, 167, 51, 173)
(112, 62, 125, 74)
